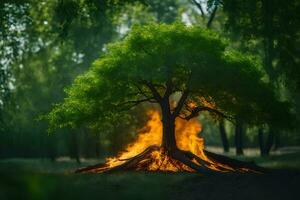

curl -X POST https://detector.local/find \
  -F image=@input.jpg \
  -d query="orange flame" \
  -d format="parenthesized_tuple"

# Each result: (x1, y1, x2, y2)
(100, 110, 236, 172)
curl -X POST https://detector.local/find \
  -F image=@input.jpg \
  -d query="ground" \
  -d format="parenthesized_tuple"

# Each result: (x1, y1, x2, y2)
(0, 149, 300, 200)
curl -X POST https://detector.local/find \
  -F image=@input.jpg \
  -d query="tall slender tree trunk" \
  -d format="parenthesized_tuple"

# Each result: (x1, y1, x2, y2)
(235, 120, 244, 155)
(219, 120, 229, 153)
(262, 0, 277, 156)
(258, 127, 275, 156)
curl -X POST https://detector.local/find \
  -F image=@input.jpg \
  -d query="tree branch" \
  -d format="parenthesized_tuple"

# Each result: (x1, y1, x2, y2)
(184, 106, 228, 120)
(191, 0, 205, 18)
(172, 71, 193, 118)
(142, 81, 162, 102)
(118, 98, 156, 109)
(207, 5, 218, 28)
(133, 83, 153, 99)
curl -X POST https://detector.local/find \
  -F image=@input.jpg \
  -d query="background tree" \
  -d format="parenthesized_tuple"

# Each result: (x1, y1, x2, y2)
(221, 0, 300, 155)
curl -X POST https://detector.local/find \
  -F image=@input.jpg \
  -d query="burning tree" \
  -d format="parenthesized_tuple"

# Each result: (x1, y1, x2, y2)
(47, 23, 292, 173)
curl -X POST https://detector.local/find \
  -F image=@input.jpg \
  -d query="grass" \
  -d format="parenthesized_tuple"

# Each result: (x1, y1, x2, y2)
(0, 151, 300, 200)
(235, 152, 300, 170)
(207, 146, 300, 170)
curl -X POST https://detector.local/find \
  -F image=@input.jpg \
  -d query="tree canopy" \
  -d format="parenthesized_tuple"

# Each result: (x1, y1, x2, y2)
(222, 0, 300, 91)
(47, 23, 293, 132)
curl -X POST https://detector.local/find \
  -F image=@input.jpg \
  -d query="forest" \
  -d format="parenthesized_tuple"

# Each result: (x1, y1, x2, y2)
(1, 0, 300, 199)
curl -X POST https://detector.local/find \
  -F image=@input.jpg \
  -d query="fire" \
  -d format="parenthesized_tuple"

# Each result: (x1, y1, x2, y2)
(98, 110, 235, 172)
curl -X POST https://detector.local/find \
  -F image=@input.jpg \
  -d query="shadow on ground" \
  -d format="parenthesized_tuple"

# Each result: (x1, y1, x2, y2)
(0, 151, 300, 200)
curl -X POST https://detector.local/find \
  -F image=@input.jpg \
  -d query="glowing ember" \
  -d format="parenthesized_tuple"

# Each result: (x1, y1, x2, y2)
(95, 110, 238, 173)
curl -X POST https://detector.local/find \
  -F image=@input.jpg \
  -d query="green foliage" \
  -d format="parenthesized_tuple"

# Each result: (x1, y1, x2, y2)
(47, 23, 293, 132)
(0, 0, 185, 158)
(222, 0, 300, 91)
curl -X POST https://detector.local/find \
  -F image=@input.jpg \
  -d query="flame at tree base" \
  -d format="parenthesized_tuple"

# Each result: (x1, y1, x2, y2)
(90, 145, 196, 173)
(76, 110, 264, 174)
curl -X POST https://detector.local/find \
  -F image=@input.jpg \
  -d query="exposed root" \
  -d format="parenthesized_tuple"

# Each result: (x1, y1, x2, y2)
(75, 146, 266, 174)
(75, 163, 106, 173)
(203, 150, 267, 173)
(75, 145, 159, 173)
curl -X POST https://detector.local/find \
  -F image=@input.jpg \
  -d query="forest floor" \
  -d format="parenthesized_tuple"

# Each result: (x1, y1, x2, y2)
(0, 148, 300, 200)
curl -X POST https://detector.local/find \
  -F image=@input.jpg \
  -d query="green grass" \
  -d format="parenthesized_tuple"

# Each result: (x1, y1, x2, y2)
(233, 151, 300, 170)
(0, 162, 192, 200)
(0, 152, 300, 200)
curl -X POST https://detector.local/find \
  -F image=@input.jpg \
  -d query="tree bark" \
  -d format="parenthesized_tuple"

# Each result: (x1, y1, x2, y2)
(258, 128, 266, 156)
(235, 120, 244, 155)
(258, 127, 275, 156)
(264, 128, 275, 155)
(161, 100, 177, 151)
(207, 5, 218, 28)
(219, 120, 229, 153)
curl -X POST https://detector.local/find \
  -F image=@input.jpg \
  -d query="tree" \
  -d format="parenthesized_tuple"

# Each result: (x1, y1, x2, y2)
(234, 118, 244, 155)
(221, 0, 300, 154)
(190, 0, 221, 28)
(47, 23, 292, 172)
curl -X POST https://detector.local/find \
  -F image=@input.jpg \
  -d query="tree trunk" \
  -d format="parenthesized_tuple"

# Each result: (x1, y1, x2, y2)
(219, 120, 229, 153)
(264, 128, 275, 155)
(161, 100, 177, 151)
(262, 0, 276, 155)
(258, 128, 266, 156)
(258, 127, 275, 156)
(207, 5, 218, 28)
(235, 120, 244, 155)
